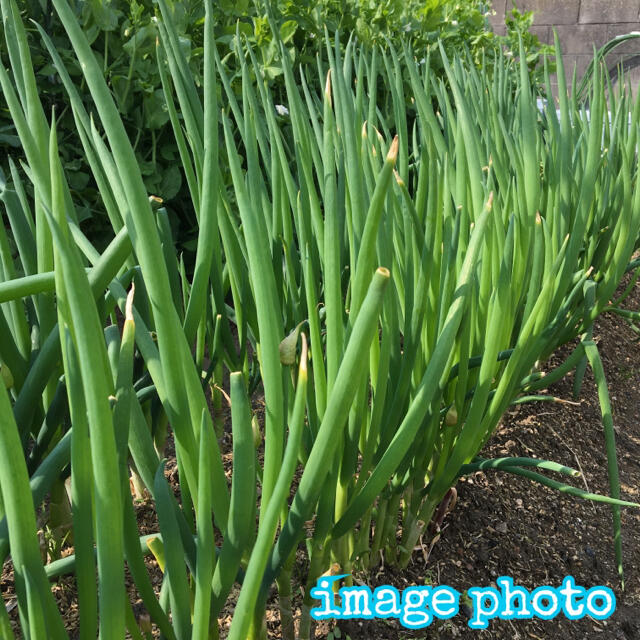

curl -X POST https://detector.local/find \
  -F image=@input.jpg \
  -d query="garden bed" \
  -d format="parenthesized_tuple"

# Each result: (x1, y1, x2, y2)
(336, 287, 640, 640)
(3, 284, 640, 640)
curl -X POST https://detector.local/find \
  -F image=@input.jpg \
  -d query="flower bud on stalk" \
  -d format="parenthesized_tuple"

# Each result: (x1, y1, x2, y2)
(0, 363, 13, 389)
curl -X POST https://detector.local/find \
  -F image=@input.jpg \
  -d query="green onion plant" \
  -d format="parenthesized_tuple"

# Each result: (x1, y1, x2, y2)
(1, 2, 640, 637)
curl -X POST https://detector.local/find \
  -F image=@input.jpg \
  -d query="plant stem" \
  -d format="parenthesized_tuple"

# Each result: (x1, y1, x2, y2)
(397, 498, 437, 569)
(276, 548, 296, 640)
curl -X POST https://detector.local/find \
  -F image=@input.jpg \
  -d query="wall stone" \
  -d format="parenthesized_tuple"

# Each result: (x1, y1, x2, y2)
(528, 25, 551, 44)
(491, 0, 640, 84)
(553, 24, 611, 53)
(488, 0, 507, 28)
(517, 0, 580, 25)
(605, 23, 640, 53)
(579, 0, 640, 25)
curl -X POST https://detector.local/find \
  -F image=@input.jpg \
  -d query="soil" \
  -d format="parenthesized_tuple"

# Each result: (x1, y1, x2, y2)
(331, 282, 640, 640)
(3, 282, 640, 640)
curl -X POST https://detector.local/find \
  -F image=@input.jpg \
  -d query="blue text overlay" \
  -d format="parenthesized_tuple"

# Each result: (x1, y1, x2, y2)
(310, 575, 616, 629)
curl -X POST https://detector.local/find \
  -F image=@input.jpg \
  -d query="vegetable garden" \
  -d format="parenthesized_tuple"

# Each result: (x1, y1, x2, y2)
(1, 0, 640, 638)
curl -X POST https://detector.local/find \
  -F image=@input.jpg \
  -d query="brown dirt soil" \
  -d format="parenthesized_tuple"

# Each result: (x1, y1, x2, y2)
(334, 284, 640, 640)
(3, 283, 640, 640)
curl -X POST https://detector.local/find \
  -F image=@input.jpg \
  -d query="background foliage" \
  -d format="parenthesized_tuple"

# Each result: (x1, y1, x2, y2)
(0, 0, 549, 250)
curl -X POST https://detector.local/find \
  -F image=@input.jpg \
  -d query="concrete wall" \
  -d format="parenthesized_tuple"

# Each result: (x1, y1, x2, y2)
(489, 0, 640, 89)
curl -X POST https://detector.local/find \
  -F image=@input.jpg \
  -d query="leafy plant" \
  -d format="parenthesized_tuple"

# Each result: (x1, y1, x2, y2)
(0, 0, 549, 251)
(0, 2, 639, 640)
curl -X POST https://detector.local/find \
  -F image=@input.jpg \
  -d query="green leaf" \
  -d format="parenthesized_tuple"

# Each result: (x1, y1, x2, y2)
(160, 165, 182, 200)
(278, 321, 305, 365)
(88, 0, 119, 31)
(280, 20, 298, 44)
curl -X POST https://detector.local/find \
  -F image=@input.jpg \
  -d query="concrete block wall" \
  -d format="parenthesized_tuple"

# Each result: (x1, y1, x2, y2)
(489, 0, 640, 92)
